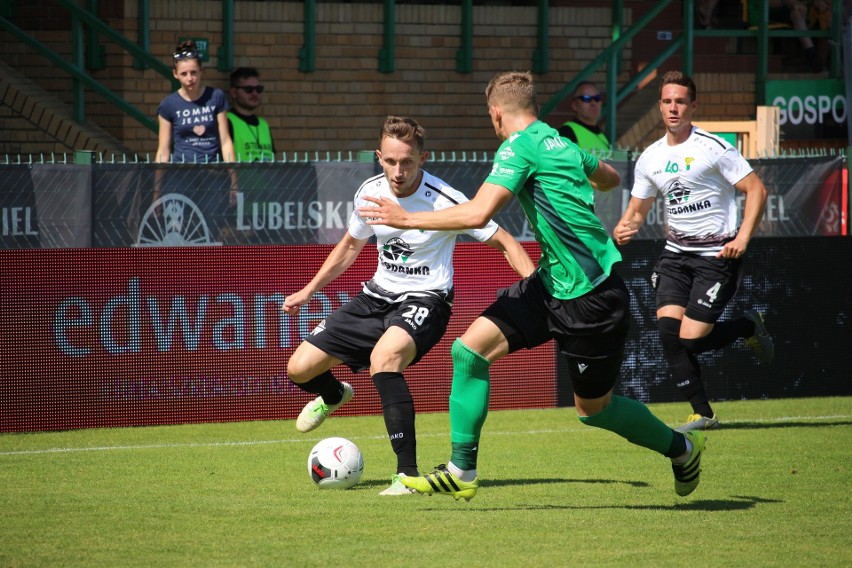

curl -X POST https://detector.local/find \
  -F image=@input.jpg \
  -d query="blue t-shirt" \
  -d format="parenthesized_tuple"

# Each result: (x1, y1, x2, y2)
(157, 86, 229, 163)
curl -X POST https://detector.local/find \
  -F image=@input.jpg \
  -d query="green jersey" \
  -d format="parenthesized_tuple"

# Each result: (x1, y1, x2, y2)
(485, 120, 621, 300)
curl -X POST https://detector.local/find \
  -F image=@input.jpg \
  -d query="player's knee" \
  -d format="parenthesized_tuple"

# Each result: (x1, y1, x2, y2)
(451, 337, 491, 375)
(286, 351, 312, 384)
(286, 362, 308, 384)
(657, 317, 683, 356)
(679, 335, 709, 353)
(369, 350, 408, 374)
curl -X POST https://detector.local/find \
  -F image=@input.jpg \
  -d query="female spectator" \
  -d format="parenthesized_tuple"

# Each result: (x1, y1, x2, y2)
(156, 40, 235, 163)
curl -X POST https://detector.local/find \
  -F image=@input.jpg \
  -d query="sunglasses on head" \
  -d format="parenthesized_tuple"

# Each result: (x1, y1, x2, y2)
(575, 94, 603, 103)
(173, 49, 198, 61)
(237, 85, 264, 94)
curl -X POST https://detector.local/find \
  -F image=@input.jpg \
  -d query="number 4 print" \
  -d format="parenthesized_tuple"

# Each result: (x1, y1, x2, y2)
(705, 282, 721, 304)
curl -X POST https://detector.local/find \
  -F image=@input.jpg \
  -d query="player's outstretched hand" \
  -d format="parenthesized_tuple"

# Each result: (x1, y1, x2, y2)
(282, 289, 312, 315)
(613, 220, 638, 246)
(716, 237, 747, 259)
(356, 196, 408, 228)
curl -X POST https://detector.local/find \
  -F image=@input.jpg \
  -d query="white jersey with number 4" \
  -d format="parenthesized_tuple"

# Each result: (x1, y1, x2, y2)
(349, 170, 499, 301)
(631, 126, 753, 257)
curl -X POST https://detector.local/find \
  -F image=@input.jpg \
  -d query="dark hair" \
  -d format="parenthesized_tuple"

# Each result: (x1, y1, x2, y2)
(230, 67, 260, 88)
(173, 40, 200, 67)
(571, 81, 599, 97)
(659, 71, 697, 102)
(380, 116, 425, 152)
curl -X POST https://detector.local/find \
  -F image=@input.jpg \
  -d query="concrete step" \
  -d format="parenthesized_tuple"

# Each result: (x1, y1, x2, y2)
(0, 60, 132, 157)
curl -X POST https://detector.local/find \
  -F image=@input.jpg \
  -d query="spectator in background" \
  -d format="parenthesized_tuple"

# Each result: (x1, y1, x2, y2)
(228, 67, 276, 162)
(156, 40, 234, 163)
(696, 0, 720, 28)
(746, 0, 823, 72)
(808, 0, 834, 68)
(557, 82, 611, 152)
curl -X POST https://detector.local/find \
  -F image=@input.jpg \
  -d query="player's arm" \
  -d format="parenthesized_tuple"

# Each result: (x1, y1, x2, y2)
(357, 183, 514, 231)
(281, 233, 368, 315)
(718, 171, 768, 259)
(483, 227, 535, 278)
(613, 195, 655, 246)
(589, 159, 621, 192)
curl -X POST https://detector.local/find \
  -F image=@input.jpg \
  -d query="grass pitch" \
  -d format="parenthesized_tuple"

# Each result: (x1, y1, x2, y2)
(1, 396, 850, 567)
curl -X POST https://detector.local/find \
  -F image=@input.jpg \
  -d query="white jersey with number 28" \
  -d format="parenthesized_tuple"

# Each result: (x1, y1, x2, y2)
(349, 170, 499, 299)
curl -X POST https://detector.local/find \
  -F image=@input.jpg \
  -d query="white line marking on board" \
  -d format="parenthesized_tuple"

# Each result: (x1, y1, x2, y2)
(1, 414, 850, 456)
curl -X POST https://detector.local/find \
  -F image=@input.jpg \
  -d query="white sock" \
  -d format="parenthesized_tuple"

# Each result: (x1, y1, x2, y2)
(671, 437, 693, 465)
(447, 461, 476, 482)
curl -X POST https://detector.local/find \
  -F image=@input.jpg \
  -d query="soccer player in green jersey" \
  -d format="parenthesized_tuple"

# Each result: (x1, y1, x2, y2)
(358, 71, 706, 500)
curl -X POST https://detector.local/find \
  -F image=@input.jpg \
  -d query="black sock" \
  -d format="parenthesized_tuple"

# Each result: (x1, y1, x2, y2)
(665, 431, 688, 459)
(659, 318, 711, 415)
(681, 318, 753, 353)
(676, 376, 713, 418)
(372, 372, 417, 476)
(294, 370, 344, 405)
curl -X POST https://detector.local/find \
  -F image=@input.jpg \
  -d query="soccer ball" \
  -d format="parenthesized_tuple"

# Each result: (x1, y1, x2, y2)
(307, 437, 364, 490)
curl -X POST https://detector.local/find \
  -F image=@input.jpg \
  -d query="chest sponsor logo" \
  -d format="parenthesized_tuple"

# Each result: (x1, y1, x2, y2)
(381, 238, 430, 276)
(664, 180, 691, 205)
(664, 158, 695, 174)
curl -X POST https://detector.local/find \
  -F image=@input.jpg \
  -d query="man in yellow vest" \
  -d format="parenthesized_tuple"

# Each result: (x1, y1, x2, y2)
(557, 81, 611, 152)
(227, 67, 275, 162)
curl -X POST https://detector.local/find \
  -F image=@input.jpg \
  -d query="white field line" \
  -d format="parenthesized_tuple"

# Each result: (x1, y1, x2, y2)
(1, 414, 850, 456)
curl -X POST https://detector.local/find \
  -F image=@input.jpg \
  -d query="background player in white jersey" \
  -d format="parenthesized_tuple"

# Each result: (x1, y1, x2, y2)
(282, 116, 534, 495)
(614, 71, 774, 433)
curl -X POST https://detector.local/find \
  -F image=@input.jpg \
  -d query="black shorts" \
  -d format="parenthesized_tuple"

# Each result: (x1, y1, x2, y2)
(481, 271, 630, 399)
(304, 292, 452, 373)
(652, 250, 743, 324)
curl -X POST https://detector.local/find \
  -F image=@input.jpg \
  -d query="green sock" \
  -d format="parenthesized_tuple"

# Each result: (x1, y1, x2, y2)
(579, 395, 678, 456)
(448, 338, 491, 470)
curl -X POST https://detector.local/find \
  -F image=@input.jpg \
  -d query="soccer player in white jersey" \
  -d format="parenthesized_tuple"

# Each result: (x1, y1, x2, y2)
(282, 116, 534, 495)
(614, 71, 774, 433)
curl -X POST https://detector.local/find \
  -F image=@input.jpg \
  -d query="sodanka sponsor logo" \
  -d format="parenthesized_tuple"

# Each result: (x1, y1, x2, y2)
(52, 277, 353, 356)
(667, 199, 712, 216)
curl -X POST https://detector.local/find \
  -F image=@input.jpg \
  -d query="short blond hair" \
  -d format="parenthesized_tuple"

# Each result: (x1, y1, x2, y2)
(485, 71, 538, 114)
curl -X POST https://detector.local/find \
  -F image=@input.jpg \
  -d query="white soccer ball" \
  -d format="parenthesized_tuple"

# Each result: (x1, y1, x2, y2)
(307, 437, 364, 490)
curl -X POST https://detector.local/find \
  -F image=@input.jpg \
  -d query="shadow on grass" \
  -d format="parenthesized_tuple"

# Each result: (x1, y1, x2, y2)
(421, 495, 781, 512)
(484, 477, 651, 489)
(717, 420, 852, 430)
(510, 495, 782, 512)
(357, 477, 651, 490)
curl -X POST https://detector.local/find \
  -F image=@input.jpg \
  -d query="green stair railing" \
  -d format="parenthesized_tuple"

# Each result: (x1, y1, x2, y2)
(539, 0, 842, 145)
(0, 0, 176, 132)
(1, 0, 843, 143)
